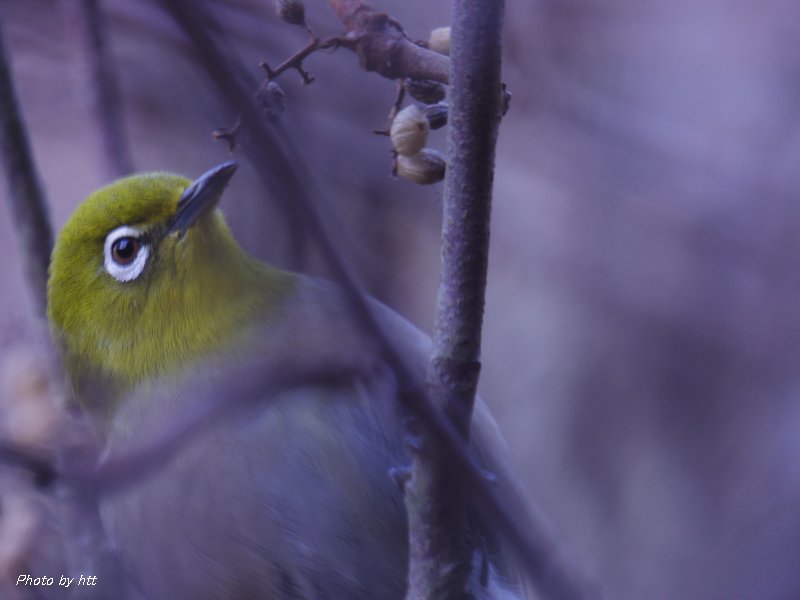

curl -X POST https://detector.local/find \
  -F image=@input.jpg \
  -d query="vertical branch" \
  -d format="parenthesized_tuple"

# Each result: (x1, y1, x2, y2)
(160, 2, 592, 598)
(0, 12, 53, 321)
(75, 0, 135, 178)
(404, 0, 505, 598)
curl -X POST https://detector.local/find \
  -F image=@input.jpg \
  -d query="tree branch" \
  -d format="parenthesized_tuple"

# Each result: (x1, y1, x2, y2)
(74, 0, 135, 178)
(260, 33, 346, 84)
(327, 0, 449, 83)
(0, 11, 53, 321)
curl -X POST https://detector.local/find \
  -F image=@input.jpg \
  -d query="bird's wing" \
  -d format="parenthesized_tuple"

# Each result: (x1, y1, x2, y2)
(101, 275, 527, 599)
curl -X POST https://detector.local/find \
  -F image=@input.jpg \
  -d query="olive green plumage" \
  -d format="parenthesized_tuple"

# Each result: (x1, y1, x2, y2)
(49, 169, 291, 414)
(46, 163, 524, 599)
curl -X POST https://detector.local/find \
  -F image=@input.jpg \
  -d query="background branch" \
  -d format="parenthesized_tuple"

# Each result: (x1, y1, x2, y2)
(74, 0, 135, 178)
(0, 11, 53, 321)
(0, 360, 367, 499)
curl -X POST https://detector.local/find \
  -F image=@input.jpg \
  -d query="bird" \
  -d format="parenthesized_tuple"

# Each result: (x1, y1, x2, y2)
(47, 161, 526, 599)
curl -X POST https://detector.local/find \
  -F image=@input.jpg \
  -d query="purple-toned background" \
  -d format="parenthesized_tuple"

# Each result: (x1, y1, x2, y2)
(3, 1, 800, 598)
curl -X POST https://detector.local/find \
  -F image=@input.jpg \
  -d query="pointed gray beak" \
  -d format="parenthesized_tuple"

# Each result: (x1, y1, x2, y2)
(169, 161, 239, 236)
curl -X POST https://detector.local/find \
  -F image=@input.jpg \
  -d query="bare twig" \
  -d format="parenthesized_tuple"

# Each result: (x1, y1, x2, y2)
(159, 2, 593, 597)
(0, 13, 53, 321)
(260, 32, 347, 84)
(74, 0, 135, 177)
(219, 0, 446, 150)
(374, 79, 406, 136)
(212, 115, 243, 151)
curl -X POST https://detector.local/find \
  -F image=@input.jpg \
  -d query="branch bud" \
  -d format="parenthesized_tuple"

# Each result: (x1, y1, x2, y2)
(390, 105, 429, 157)
(423, 102, 448, 130)
(404, 79, 446, 105)
(397, 148, 446, 185)
(428, 27, 451, 56)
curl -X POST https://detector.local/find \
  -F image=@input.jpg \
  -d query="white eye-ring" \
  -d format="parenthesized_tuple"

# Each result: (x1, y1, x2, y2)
(104, 226, 149, 282)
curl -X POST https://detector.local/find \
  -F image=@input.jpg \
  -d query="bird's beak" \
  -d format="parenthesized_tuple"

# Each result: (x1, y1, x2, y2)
(169, 161, 240, 236)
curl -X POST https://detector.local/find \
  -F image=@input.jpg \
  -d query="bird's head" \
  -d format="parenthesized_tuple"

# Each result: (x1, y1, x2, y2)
(47, 162, 286, 410)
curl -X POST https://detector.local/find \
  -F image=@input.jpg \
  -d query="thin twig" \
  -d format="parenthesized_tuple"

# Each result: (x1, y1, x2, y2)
(0, 13, 53, 321)
(213, 30, 344, 149)
(79, 363, 362, 495)
(376, 80, 405, 177)
(212, 115, 243, 151)
(158, 2, 594, 598)
(260, 33, 347, 84)
(222, 0, 445, 150)
(75, 0, 135, 177)
(374, 78, 406, 136)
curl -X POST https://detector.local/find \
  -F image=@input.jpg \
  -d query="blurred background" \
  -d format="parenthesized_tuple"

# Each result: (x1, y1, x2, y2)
(3, 0, 800, 598)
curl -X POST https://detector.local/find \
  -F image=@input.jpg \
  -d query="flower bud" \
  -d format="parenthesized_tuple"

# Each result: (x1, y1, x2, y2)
(390, 105, 429, 157)
(397, 148, 446, 185)
(424, 102, 448, 130)
(404, 79, 446, 105)
(276, 0, 305, 26)
(428, 27, 451, 56)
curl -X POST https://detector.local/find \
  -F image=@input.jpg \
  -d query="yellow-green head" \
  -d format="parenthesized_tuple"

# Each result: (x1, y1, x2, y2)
(47, 162, 290, 414)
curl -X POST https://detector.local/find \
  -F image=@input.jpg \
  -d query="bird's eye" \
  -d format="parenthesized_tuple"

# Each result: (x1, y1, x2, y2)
(104, 226, 149, 282)
(111, 237, 140, 265)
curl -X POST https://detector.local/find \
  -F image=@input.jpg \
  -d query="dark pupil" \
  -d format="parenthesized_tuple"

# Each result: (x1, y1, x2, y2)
(112, 237, 139, 264)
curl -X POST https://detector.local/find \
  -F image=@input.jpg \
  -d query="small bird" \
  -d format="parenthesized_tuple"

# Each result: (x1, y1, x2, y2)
(47, 162, 524, 599)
